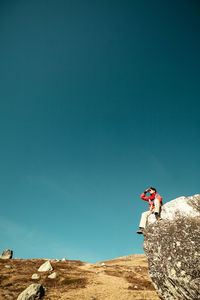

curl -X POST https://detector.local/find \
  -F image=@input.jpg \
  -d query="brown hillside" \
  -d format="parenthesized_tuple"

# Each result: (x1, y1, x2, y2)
(0, 255, 159, 300)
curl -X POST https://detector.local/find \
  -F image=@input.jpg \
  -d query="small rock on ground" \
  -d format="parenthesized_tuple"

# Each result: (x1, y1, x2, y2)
(48, 272, 57, 279)
(38, 261, 53, 272)
(4, 295, 14, 299)
(61, 258, 67, 261)
(5, 265, 12, 269)
(0, 249, 13, 259)
(31, 274, 41, 280)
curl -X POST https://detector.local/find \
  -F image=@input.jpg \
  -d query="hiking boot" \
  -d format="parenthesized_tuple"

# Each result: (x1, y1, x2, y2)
(155, 212, 161, 220)
(137, 228, 144, 234)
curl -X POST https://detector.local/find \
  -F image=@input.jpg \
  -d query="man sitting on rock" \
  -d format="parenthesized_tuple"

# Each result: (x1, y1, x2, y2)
(137, 187, 163, 234)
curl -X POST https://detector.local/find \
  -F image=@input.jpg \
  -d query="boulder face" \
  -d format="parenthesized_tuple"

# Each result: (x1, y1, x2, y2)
(143, 194, 200, 300)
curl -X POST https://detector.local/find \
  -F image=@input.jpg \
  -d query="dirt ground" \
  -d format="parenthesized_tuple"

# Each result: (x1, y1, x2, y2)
(0, 254, 160, 300)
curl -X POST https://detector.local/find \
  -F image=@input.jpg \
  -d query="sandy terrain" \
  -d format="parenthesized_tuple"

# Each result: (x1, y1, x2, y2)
(0, 254, 159, 300)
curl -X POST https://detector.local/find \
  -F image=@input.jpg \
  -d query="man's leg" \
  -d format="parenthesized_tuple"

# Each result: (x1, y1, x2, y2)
(139, 210, 152, 228)
(154, 199, 161, 215)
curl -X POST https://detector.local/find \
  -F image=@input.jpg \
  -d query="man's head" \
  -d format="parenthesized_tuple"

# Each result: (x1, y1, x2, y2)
(149, 187, 157, 194)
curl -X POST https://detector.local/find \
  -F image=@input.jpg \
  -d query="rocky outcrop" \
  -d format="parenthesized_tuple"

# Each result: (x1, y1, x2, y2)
(0, 249, 13, 259)
(143, 194, 200, 300)
(17, 283, 44, 300)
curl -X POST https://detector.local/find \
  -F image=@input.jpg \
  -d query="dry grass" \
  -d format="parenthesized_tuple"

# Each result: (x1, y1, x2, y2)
(0, 255, 160, 300)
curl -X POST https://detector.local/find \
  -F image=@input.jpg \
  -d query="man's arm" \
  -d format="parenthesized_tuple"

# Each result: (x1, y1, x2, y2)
(140, 192, 149, 201)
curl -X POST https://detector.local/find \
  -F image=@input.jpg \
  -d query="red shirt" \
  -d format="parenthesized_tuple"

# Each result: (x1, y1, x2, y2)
(140, 192, 163, 211)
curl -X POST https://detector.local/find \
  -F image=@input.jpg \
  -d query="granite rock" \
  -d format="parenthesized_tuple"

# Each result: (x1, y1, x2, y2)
(0, 249, 13, 259)
(31, 273, 41, 280)
(48, 272, 57, 279)
(38, 261, 53, 272)
(17, 283, 44, 300)
(143, 194, 200, 300)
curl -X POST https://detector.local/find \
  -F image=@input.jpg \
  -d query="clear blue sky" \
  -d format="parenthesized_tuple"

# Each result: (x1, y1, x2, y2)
(0, 0, 199, 263)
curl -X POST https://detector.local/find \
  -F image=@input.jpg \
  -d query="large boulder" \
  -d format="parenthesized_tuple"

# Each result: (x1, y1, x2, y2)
(0, 249, 13, 259)
(17, 283, 44, 300)
(143, 194, 200, 300)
